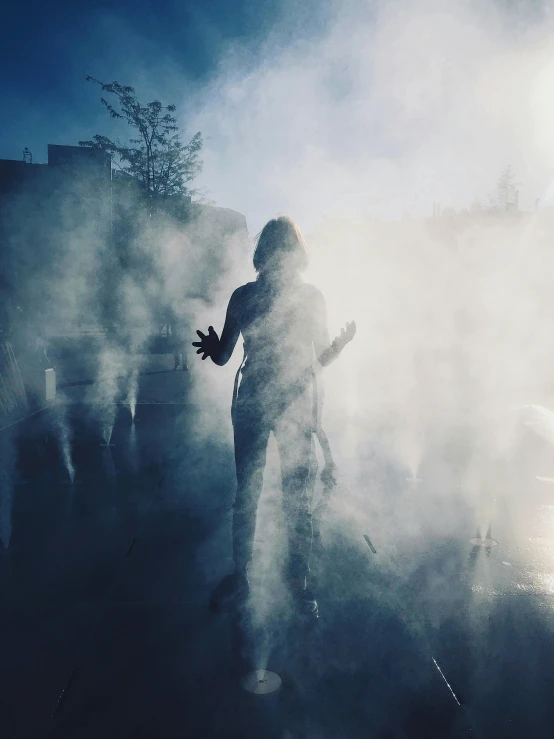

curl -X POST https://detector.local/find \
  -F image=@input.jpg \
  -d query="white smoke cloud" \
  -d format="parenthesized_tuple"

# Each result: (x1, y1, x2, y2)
(179, 0, 554, 614)
(189, 0, 554, 230)
(6, 0, 554, 640)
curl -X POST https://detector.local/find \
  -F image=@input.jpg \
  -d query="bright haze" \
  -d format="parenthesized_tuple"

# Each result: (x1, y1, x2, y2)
(190, 0, 554, 230)
(187, 0, 554, 562)
(4, 0, 554, 572)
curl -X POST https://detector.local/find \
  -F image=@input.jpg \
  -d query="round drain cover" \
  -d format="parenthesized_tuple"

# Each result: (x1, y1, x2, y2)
(240, 669, 282, 695)
(469, 537, 498, 547)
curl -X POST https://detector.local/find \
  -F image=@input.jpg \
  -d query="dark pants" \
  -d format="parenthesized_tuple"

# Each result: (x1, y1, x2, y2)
(232, 376, 315, 584)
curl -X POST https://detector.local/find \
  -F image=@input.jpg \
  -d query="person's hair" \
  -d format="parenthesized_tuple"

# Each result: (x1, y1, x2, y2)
(253, 216, 308, 274)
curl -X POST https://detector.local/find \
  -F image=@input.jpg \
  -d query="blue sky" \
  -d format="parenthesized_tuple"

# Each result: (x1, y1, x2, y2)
(3, 0, 552, 227)
(0, 0, 319, 163)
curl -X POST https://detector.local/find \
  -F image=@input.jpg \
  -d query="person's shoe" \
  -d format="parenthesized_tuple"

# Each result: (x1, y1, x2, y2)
(209, 573, 249, 613)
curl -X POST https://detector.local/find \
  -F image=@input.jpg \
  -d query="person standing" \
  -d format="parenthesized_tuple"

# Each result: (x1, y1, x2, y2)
(193, 216, 355, 616)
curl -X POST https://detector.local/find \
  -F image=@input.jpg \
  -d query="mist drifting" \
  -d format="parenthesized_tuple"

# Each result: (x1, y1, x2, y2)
(3, 3, 554, 735)
(3, 0, 554, 638)
(181, 0, 554, 602)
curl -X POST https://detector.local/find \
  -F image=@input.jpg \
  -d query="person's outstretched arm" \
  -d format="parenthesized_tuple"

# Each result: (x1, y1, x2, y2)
(312, 289, 356, 367)
(192, 288, 242, 366)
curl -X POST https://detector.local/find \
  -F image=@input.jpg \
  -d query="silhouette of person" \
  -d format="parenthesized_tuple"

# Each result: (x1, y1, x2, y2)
(193, 216, 355, 616)
(158, 303, 188, 371)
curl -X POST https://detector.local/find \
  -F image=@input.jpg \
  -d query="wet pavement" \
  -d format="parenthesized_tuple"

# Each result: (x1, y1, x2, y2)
(2, 362, 554, 737)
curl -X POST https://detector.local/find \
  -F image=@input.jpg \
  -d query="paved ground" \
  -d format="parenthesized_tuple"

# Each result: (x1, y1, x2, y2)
(2, 357, 554, 738)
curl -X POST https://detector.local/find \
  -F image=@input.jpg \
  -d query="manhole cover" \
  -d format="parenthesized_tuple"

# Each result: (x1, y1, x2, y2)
(240, 669, 282, 695)
(469, 538, 498, 548)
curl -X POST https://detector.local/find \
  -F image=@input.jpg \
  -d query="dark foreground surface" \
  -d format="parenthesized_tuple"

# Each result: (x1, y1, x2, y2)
(2, 359, 554, 738)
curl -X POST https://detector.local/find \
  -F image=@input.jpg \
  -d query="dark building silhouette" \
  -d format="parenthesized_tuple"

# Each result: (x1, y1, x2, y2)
(1, 144, 249, 341)
(0, 145, 112, 327)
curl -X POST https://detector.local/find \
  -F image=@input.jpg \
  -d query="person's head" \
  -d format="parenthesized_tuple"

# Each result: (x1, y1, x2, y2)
(253, 216, 308, 277)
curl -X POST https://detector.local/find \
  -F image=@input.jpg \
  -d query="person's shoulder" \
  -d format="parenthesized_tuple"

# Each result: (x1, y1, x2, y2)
(229, 282, 255, 310)
(231, 282, 256, 300)
(301, 282, 325, 303)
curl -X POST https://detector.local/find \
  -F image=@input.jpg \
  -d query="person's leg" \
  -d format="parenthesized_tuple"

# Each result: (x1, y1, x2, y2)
(169, 316, 187, 370)
(210, 394, 269, 610)
(232, 397, 271, 579)
(274, 392, 315, 592)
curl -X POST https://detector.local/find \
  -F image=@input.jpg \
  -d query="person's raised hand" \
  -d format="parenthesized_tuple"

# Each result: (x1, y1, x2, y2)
(192, 326, 220, 360)
(335, 321, 356, 351)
